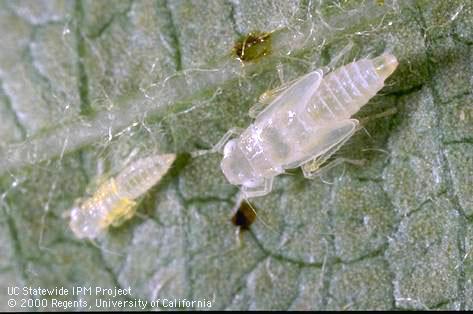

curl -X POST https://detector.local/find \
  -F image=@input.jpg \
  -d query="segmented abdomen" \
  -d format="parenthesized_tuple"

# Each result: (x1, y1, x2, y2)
(304, 59, 384, 123)
(115, 154, 176, 199)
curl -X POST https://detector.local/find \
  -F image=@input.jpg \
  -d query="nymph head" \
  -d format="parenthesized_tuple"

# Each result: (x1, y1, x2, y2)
(220, 139, 261, 189)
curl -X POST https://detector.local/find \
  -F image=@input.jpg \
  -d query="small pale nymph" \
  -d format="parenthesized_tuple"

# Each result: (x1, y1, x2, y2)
(69, 154, 175, 239)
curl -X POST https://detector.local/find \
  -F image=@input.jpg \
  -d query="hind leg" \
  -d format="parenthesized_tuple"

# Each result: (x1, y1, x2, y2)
(241, 177, 274, 198)
(302, 107, 397, 179)
(302, 157, 366, 179)
(300, 119, 359, 179)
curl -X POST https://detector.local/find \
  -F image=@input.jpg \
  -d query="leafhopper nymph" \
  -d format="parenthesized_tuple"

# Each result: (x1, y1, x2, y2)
(69, 154, 175, 239)
(218, 53, 398, 197)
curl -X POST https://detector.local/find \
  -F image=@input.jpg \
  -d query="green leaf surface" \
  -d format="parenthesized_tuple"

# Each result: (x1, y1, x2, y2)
(1, 0, 472, 310)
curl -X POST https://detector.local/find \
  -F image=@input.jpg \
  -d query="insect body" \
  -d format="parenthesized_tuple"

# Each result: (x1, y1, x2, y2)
(69, 154, 176, 239)
(220, 53, 398, 198)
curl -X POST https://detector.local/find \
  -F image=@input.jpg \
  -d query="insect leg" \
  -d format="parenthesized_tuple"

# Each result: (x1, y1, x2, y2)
(191, 127, 244, 157)
(249, 79, 300, 119)
(301, 119, 359, 179)
(357, 107, 397, 128)
(211, 127, 245, 153)
(248, 102, 269, 119)
(103, 198, 137, 227)
(256, 77, 299, 105)
(242, 177, 274, 198)
(303, 157, 366, 180)
(354, 107, 398, 140)
(325, 40, 355, 72)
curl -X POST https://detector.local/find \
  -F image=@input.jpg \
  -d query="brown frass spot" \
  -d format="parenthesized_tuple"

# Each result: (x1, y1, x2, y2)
(231, 199, 257, 230)
(233, 31, 272, 63)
